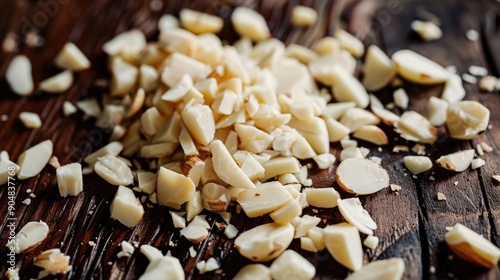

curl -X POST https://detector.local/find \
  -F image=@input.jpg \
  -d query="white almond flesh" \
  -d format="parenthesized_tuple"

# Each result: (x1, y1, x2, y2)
(309, 51, 356, 85)
(446, 101, 490, 140)
(180, 9, 223, 34)
(110, 186, 144, 227)
(202, 182, 231, 212)
(225, 224, 239, 239)
(181, 104, 215, 146)
(94, 155, 133, 186)
(395, 111, 437, 144)
(39, 70, 73, 93)
(110, 56, 138, 96)
(137, 171, 156, 194)
(291, 5, 318, 27)
(285, 44, 317, 64)
(7, 221, 49, 254)
(234, 264, 272, 280)
(412, 20, 442, 41)
(306, 227, 325, 251)
(189, 215, 210, 229)
(19, 112, 42, 129)
(312, 37, 341, 55)
(84, 141, 123, 166)
(139, 256, 185, 280)
(234, 222, 294, 262)
(186, 191, 203, 222)
(240, 153, 265, 181)
(353, 125, 388, 145)
(339, 147, 364, 162)
(313, 153, 336, 169)
(294, 215, 321, 238)
(63, 101, 77, 117)
(363, 235, 380, 250)
(345, 258, 405, 280)
(262, 156, 301, 180)
(427, 96, 448, 126)
(170, 212, 186, 229)
(34, 249, 71, 276)
(339, 108, 380, 133)
(238, 181, 293, 218)
(436, 149, 475, 172)
(161, 74, 192, 103)
(324, 223, 363, 271)
(231, 7, 270, 41)
(55, 42, 90, 71)
(392, 50, 449, 85)
(103, 30, 146, 59)
(288, 116, 329, 154)
(270, 250, 316, 280)
(180, 225, 209, 243)
(324, 117, 350, 142)
(445, 223, 500, 268)
(362, 45, 396, 91)
(211, 140, 256, 189)
(17, 140, 53, 180)
(303, 188, 340, 208)
(6, 55, 33, 95)
(403, 156, 432, 175)
(471, 158, 486, 170)
(140, 245, 163, 262)
(441, 73, 466, 103)
(301, 237, 318, 252)
(336, 158, 389, 195)
(330, 66, 369, 108)
(335, 29, 364, 58)
(0, 159, 20, 185)
(337, 198, 377, 235)
(369, 95, 400, 126)
(157, 167, 196, 209)
(162, 52, 209, 86)
(56, 163, 83, 197)
(270, 199, 302, 225)
(393, 88, 409, 109)
(76, 98, 101, 118)
(139, 65, 159, 91)
(235, 124, 274, 154)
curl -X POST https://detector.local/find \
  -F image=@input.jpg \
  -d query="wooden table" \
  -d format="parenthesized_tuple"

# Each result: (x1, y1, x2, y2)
(1, 0, 500, 279)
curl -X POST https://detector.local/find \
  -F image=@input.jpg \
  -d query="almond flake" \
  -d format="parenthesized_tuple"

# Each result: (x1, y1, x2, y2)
(336, 158, 390, 195)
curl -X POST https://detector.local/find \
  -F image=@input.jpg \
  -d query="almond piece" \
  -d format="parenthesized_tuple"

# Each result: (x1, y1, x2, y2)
(313, 153, 336, 169)
(412, 20, 442, 41)
(139, 65, 159, 91)
(392, 49, 449, 85)
(323, 116, 351, 143)
(426, 96, 448, 126)
(140, 245, 163, 262)
(83, 141, 123, 166)
(180, 225, 209, 243)
(34, 249, 71, 277)
(234, 222, 294, 262)
(202, 182, 231, 213)
(56, 163, 83, 197)
(109, 56, 138, 96)
(403, 156, 433, 175)
(394, 111, 437, 144)
(339, 108, 380, 133)
(211, 140, 256, 189)
(238, 181, 293, 218)
(110, 186, 144, 227)
(181, 104, 215, 146)
(309, 51, 356, 85)
(312, 37, 341, 55)
(471, 158, 485, 170)
(55, 42, 90, 71)
(6, 55, 33, 95)
(17, 140, 53, 180)
(170, 212, 186, 229)
(139, 256, 184, 280)
(262, 156, 301, 180)
(362, 45, 396, 91)
(337, 198, 377, 235)
(330, 66, 369, 108)
(103, 29, 146, 61)
(6, 221, 49, 254)
(303, 188, 340, 208)
(39, 70, 73, 93)
(335, 29, 364, 58)
(137, 171, 156, 194)
(269, 199, 302, 225)
(369, 95, 400, 126)
(285, 44, 317, 64)
(270, 250, 316, 280)
(353, 125, 388, 145)
(180, 9, 223, 34)
(62, 101, 78, 117)
(157, 167, 196, 209)
(324, 223, 363, 271)
(0, 158, 20, 185)
(231, 7, 270, 41)
(393, 88, 409, 109)
(234, 264, 271, 280)
(445, 223, 500, 268)
(336, 158, 389, 195)
(291, 6, 318, 27)
(288, 117, 329, 154)
(294, 215, 321, 238)
(94, 155, 133, 186)
(435, 149, 475, 172)
(19, 112, 42, 129)
(345, 258, 405, 280)
(446, 101, 490, 140)
(363, 235, 380, 250)
(441, 73, 465, 103)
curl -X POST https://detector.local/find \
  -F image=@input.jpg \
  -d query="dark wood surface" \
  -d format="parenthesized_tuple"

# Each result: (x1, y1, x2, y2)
(1, 0, 500, 279)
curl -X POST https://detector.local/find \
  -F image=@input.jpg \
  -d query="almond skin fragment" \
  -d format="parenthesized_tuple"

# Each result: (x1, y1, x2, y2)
(336, 158, 390, 195)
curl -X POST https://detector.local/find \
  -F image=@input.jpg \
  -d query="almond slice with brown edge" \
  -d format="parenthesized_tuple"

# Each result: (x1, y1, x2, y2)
(362, 45, 396, 91)
(392, 49, 449, 85)
(323, 223, 363, 271)
(394, 111, 437, 144)
(436, 149, 475, 172)
(337, 198, 377, 235)
(6, 221, 49, 254)
(201, 182, 231, 213)
(353, 125, 388, 145)
(336, 158, 389, 195)
(446, 101, 489, 140)
(346, 258, 405, 280)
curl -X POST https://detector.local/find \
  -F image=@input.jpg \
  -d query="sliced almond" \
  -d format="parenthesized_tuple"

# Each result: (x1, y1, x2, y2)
(393, 88, 409, 109)
(84, 141, 123, 166)
(291, 5, 318, 27)
(369, 95, 400, 126)
(211, 140, 255, 189)
(471, 158, 486, 170)
(362, 45, 396, 91)
(202, 182, 231, 213)
(94, 155, 133, 186)
(336, 158, 389, 195)
(270, 250, 316, 280)
(445, 223, 500, 268)
(56, 163, 83, 197)
(231, 7, 270, 41)
(337, 198, 377, 235)
(34, 249, 71, 277)
(435, 149, 475, 172)
(330, 66, 369, 108)
(392, 49, 449, 85)
(17, 140, 53, 180)
(394, 111, 437, 144)
(234, 222, 294, 262)
(262, 156, 301, 181)
(269, 199, 302, 225)
(323, 223, 363, 271)
(234, 264, 271, 280)
(110, 186, 144, 227)
(19, 112, 42, 129)
(303, 188, 340, 208)
(139, 256, 184, 280)
(39, 70, 73, 93)
(181, 104, 215, 146)
(180, 9, 223, 34)
(426, 96, 448, 126)
(403, 156, 433, 175)
(345, 258, 405, 280)
(6, 55, 33, 95)
(55, 42, 90, 71)
(446, 101, 490, 140)
(412, 20, 442, 41)
(238, 181, 293, 218)
(6, 221, 49, 254)
(353, 125, 388, 145)
(157, 167, 195, 209)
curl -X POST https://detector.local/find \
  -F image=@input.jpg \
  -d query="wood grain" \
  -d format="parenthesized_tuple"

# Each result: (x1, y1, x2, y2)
(1, 0, 500, 279)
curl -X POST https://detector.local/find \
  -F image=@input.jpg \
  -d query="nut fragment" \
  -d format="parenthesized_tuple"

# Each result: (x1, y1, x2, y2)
(294, 215, 321, 238)
(363, 235, 379, 250)
(369, 95, 400, 126)
(411, 20, 442, 41)
(392, 49, 449, 85)
(94, 155, 133, 186)
(0, 158, 20, 185)
(352, 125, 388, 145)
(6, 55, 34, 95)
(139, 256, 184, 280)
(39, 70, 73, 93)
(56, 163, 83, 197)
(62, 101, 77, 117)
(446, 101, 490, 140)
(19, 112, 42, 129)
(110, 186, 144, 227)
(435, 149, 475, 172)
(269, 199, 302, 225)
(303, 188, 340, 208)
(140, 245, 163, 262)
(231, 7, 270, 41)
(330, 66, 369, 108)
(84, 141, 123, 166)
(180, 225, 209, 243)
(445, 223, 500, 268)
(170, 212, 186, 229)
(441, 73, 465, 103)
(403, 156, 433, 175)
(337, 198, 377, 235)
(54, 42, 91, 71)
(202, 182, 231, 212)
(345, 258, 405, 280)
(182, 104, 215, 146)
(393, 88, 409, 109)
(291, 5, 318, 27)
(6, 221, 49, 254)
(180, 9, 223, 34)
(270, 250, 316, 280)
(312, 153, 336, 169)
(395, 111, 437, 144)
(471, 158, 485, 170)
(234, 264, 271, 280)
(157, 167, 195, 209)
(323, 223, 363, 271)
(238, 181, 293, 218)
(362, 45, 396, 91)
(479, 76, 498, 92)
(335, 29, 364, 58)
(137, 171, 156, 194)
(211, 140, 256, 189)
(339, 108, 379, 133)
(17, 140, 53, 180)
(234, 222, 294, 262)
(336, 158, 390, 195)
(426, 96, 448, 126)
(34, 249, 71, 277)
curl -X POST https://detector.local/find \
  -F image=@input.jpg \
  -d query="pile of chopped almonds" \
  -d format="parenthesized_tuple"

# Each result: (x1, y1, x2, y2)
(2, 4, 500, 279)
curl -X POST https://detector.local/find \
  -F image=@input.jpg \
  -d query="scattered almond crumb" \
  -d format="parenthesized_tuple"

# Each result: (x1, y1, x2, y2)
(26, 188, 32, 193)
(88, 241, 95, 247)
(437, 192, 446, 201)
(189, 246, 197, 258)
(21, 198, 31, 205)
(466, 29, 479, 41)
(390, 184, 402, 192)
(429, 176, 435, 181)
(393, 145, 409, 153)
(480, 142, 493, 153)
(453, 181, 458, 186)
(29, 193, 36, 198)
(492, 175, 500, 184)
(429, 266, 436, 274)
